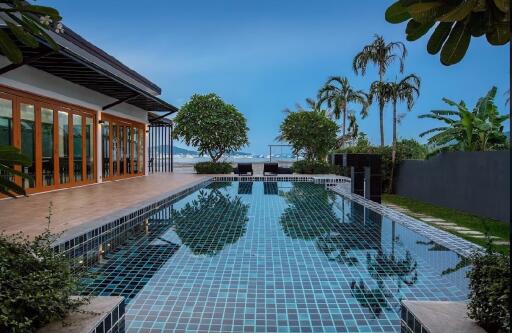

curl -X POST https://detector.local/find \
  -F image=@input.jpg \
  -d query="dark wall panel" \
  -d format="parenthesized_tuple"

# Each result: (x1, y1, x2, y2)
(395, 151, 510, 223)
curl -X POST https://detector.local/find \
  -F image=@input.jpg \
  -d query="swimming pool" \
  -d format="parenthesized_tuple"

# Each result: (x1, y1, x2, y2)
(81, 181, 470, 332)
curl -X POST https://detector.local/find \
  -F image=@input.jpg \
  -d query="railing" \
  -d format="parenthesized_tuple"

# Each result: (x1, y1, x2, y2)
(148, 123, 173, 173)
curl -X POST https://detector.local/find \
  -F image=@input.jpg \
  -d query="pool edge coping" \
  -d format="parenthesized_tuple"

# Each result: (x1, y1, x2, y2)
(329, 184, 483, 258)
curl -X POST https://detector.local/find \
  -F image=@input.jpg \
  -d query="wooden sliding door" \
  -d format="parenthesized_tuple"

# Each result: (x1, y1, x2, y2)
(0, 85, 96, 194)
(101, 114, 145, 181)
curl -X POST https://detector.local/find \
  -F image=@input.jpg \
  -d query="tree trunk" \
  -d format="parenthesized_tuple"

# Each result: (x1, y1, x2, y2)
(379, 101, 385, 147)
(379, 72, 385, 147)
(388, 101, 397, 194)
(209, 150, 221, 163)
(342, 104, 347, 137)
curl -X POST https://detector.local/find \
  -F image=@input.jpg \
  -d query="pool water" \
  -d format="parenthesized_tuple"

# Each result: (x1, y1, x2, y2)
(81, 182, 470, 332)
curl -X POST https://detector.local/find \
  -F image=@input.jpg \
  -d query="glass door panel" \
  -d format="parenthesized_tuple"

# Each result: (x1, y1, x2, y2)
(138, 127, 144, 174)
(41, 107, 54, 186)
(0, 98, 12, 146)
(133, 127, 138, 174)
(112, 123, 118, 176)
(86, 117, 94, 181)
(58, 111, 69, 184)
(119, 125, 125, 175)
(126, 127, 131, 174)
(102, 120, 110, 179)
(73, 114, 83, 182)
(20, 104, 35, 189)
(0, 98, 13, 185)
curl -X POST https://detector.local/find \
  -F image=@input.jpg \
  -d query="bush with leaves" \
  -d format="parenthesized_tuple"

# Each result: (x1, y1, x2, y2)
(291, 160, 337, 175)
(279, 110, 338, 162)
(194, 161, 233, 174)
(173, 94, 249, 163)
(0, 145, 33, 197)
(0, 214, 86, 332)
(419, 86, 509, 156)
(467, 248, 510, 332)
(0, 1, 64, 63)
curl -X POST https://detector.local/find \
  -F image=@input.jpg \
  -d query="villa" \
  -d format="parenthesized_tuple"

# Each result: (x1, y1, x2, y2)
(0, 3, 509, 333)
(0, 26, 177, 194)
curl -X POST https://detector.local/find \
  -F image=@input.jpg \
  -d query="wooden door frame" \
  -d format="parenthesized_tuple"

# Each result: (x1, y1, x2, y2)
(0, 84, 97, 194)
(101, 113, 146, 181)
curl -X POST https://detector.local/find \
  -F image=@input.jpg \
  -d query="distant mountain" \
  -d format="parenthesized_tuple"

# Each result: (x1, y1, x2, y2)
(154, 145, 197, 155)
(229, 151, 252, 156)
(154, 145, 254, 156)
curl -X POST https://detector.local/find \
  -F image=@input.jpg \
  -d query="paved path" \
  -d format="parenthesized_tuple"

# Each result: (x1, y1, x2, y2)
(0, 173, 209, 239)
(384, 203, 509, 246)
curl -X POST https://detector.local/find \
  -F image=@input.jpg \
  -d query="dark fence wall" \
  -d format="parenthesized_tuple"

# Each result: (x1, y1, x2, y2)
(395, 151, 510, 223)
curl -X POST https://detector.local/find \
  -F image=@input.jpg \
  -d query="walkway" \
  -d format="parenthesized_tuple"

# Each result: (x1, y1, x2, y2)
(0, 173, 209, 239)
(384, 202, 509, 246)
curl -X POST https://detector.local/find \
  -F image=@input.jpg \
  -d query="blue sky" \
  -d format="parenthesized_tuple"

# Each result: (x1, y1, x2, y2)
(42, 0, 510, 154)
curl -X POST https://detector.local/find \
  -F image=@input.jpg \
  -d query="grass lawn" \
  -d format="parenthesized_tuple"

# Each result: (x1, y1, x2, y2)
(382, 194, 510, 254)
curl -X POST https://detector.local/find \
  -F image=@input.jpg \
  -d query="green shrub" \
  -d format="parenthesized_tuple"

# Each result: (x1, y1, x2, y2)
(291, 160, 337, 174)
(467, 249, 510, 332)
(0, 224, 85, 332)
(194, 161, 233, 174)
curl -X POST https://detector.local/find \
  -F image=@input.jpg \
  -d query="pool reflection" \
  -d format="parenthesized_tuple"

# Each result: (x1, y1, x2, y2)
(173, 186, 249, 256)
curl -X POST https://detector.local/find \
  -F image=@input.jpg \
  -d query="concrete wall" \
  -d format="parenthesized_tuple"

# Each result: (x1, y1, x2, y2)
(395, 151, 510, 223)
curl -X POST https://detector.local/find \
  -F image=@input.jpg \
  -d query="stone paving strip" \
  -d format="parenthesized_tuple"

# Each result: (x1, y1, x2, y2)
(420, 217, 446, 222)
(380, 199, 509, 246)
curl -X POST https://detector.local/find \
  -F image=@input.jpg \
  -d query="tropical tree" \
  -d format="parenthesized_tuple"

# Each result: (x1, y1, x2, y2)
(285, 97, 328, 117)
(0, 1, 64, 63)
(419, 86, 509, 155)
(344, 112, 360, 146)
(353, 35, 407, 146)
(173, 93, 249, 163)
(385, 0, 510, 66)
(386, 74, 421, 192)
(367, 80, 393, 147)
(278, 108, 338, 161)
(0, 146, 33, 197)
(317, 76, 368, 137)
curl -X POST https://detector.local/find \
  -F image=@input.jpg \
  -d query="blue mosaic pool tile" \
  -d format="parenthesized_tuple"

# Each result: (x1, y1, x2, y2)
(80, 182, 470, 332)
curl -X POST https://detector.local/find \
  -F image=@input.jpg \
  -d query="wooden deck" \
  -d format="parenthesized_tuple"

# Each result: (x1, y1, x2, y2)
(0, 174, 209, 239)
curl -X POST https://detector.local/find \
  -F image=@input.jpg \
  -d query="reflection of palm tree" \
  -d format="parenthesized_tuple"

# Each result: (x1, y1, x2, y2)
(441, 254, 471, 276)
(316, 232, 359, 266)
(279, 183, 338, 240)
(350, 280, 391, 317)
(367, 251, 418, 287)
(173, 188, 249, 256)
(416, 240, 449, 252)
(415, 240, 470, 275)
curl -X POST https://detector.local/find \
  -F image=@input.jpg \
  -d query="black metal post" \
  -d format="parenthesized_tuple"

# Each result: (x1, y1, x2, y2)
(171, 123, 174, 172)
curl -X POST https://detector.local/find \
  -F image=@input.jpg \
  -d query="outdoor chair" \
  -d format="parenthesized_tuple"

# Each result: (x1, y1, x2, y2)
(278, 167, 293, 174)
(237, 163, 253, 176)
(263, 163, 279, 175)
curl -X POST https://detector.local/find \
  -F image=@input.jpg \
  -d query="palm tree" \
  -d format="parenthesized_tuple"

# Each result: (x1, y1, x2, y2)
(317, 76, 368, 137)
(367, 80, 393, 145)
(419, 86, 508, 155)
(283, 97, 328, 117)
(353, 35, 407, 146)
(387, 74, 421, 193)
